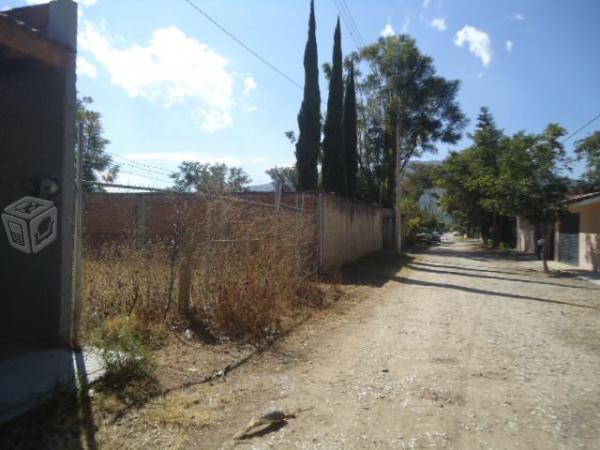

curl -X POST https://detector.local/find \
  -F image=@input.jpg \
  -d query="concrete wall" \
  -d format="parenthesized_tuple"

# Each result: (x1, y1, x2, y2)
(0, 1, 77, 348)
(569, 202, 600, 272)
(319, 194, 385, 272)
(516, 217, 536, 254)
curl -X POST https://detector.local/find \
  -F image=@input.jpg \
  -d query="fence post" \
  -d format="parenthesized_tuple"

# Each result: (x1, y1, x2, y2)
(177, 240, 194, 317)
(70, 121, 84, 346)
(318, 192, 324, 272)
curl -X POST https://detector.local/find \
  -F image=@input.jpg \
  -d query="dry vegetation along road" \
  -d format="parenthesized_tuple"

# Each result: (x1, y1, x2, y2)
(191, 237, 600, 449)
(24, 236, 598, 449)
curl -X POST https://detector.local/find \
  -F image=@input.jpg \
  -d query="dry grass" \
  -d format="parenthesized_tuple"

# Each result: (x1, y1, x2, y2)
(81, 194, 321, 345)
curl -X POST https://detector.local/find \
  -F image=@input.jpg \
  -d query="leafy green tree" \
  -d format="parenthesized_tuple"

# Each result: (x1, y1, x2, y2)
(322, 18, 346, 194)
(266, 166, 298, 192)
(437, 148, 485, 236)
(295, 0, 321, 191)
(575, 130, 600, 190)
(77, 96, 118, 191)
(355, 34, 466, 206)
(468, 107, 506, 246)
(343, 65, 358, 196)
(171, 162, 250, 194)
(497, 124, 570, 270)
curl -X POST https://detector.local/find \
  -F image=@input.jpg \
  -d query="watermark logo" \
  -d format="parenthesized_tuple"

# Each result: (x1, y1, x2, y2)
(2, 196, 58, 254)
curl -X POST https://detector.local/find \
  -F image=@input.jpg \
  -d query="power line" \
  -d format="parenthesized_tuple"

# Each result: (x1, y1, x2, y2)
(82, 157, 174, 185)
(106, 151, 173, 175)
(117, 169, 174, 185)
(104, 157, 174, 177)
(334, 0, 366, 50)
(181, 0, 350, 118)
(331, 0, 363, 54)
(561, 112, 600, 144)
(340, 0, 366, 47)
(181, 0, 303, 90)
(82, 180, 177, 193)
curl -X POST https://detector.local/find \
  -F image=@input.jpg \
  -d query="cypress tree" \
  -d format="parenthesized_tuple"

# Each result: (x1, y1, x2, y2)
(343, 65, 358, 196)
(322, 18, 345, 193)
(295, 0, 320, 191)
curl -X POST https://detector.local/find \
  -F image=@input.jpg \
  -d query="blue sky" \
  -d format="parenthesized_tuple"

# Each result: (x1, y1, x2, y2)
(7, 0, 600, 187)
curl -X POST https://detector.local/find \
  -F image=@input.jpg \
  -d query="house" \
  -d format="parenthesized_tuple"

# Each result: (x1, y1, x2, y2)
(516, 192, 600, 271)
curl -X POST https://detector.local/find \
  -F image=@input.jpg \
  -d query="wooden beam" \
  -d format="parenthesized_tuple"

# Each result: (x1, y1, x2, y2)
(0, 17, 72, 68)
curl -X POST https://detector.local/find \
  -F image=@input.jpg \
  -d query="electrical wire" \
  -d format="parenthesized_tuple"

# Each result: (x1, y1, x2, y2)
(82, 180, 177, 193)
(561, 112, 600, 144)
(182, 0, 303, 90)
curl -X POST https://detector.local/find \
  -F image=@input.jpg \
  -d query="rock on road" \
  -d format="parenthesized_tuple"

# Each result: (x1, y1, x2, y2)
(204, 236, 600, 449)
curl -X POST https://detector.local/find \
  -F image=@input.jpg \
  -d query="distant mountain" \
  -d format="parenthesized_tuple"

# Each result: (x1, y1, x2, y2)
(246, 182, 276, 192)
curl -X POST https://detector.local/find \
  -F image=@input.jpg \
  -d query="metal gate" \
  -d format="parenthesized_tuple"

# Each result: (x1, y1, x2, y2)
(559, 213, 580, 265)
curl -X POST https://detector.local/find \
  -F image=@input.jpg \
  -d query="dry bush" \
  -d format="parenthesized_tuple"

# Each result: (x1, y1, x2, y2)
(81, 194, 320, 344)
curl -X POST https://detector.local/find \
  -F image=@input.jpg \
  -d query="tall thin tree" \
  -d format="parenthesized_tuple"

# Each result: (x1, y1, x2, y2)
(343, 65, 358, 196)
(322, 18, 346, 193)
(295, 0, 321, 191)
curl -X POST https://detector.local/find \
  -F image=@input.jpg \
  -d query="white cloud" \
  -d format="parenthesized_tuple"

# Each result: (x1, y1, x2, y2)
(430, 17, 447, 31)
(380, 22, 395, 38)
(76, 56, 97, 78)
(454, 25, 493, 67)
(513, 13, 525, 21)
(423, 0, 431, 8)
(505, 40, 513, 52)
(246, 105, 258, 113)
(79, 22, 235, 133)
(242, 77, 256, 96)
(193, 108, 233, 133)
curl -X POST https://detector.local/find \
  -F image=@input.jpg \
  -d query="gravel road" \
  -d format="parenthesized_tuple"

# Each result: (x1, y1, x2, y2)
(196, 236, 600, 449)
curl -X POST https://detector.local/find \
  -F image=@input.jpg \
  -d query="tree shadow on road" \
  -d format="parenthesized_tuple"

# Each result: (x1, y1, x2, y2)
(341, 251, 414, 288)
(388, 275, 600, 311)
(406, 263, 600, 291)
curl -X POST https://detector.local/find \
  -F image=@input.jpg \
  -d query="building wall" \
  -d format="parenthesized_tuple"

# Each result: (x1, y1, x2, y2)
(516, 217, 536, 254)
(319, 194, 385, 272)
(569, 202, 600, 271)
(0, 2, 77, 348)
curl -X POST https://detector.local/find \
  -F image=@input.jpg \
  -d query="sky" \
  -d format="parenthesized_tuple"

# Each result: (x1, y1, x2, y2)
(5, 0, 600, 188)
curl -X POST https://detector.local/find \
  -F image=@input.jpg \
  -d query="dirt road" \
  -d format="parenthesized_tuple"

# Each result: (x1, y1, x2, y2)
(97, 237, 600, 449)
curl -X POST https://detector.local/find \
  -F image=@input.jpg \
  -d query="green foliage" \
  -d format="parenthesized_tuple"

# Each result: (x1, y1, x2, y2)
(322, 18, 346, 194)
(354, 35, 466, 206)
(171, 162, 251, 193)
(95, 318, 159, 407)
(437, 107, 514, 246)
(438, 111, 571, 267)
(497, 124, 570, 230)
(575, 130, 600, 191)
(295, 0, 321, 191)
(77, 96, 118, 192)
(266, 166, 298, 191)
(343, 65, 358, 197)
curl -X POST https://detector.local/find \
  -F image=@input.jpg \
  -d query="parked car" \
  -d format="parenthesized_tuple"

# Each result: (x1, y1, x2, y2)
(431, 231, 441, 243)
(415, 231, 433, 244)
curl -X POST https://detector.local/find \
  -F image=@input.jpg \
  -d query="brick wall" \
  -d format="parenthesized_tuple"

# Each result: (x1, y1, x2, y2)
(83, 192, 318, 244)
(83, 192, 389, 272)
